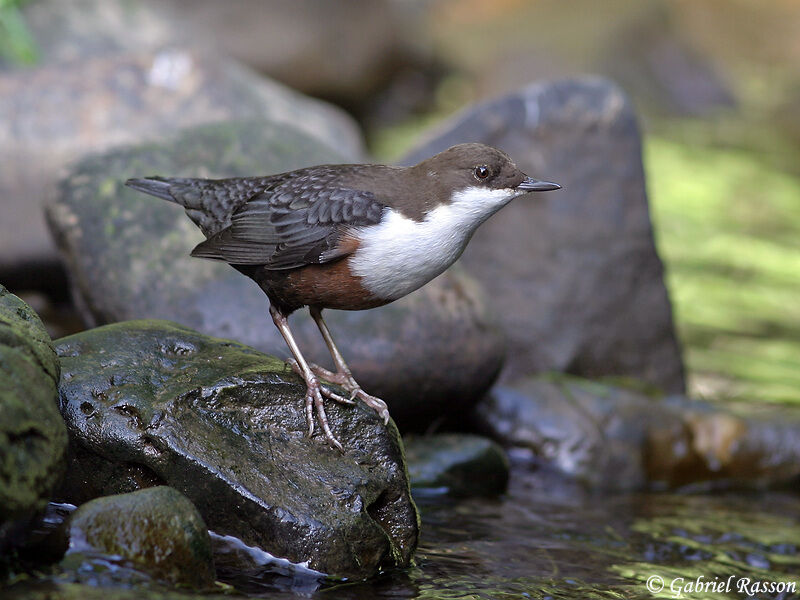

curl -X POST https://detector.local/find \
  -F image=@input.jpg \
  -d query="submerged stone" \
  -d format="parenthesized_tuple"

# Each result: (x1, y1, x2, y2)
(0, 285, 67, 555)
(54, 320, 418, 579)
(476, 374, 800, 490)
(67, 487, 214, 588)
(404, 434, 509, 497)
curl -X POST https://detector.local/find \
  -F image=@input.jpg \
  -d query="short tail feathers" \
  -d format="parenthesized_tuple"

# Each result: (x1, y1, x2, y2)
(125, 174, 272, 238)
(125, 177, 176, 202)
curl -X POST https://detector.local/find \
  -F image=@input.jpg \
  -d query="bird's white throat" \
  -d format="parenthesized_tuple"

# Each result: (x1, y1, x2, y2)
(350, 186, 523, 300)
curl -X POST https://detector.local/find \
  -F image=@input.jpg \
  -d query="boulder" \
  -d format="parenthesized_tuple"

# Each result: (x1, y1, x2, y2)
(8, 0, 428, 115)
(156, 0, 418, 109)
(475, 374, 800, 490)
(402, 78, 685, 394)
(0, 286, 67, 554)
(46, 120, 506, 430)
(404, 434, 509, 496)
(67, 487, 214, 588)
(0, 46, 363, 283)
(54, 320, 418, 579)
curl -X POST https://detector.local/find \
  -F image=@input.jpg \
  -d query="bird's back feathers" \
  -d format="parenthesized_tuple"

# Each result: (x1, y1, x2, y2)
(125, 169, 385, 270)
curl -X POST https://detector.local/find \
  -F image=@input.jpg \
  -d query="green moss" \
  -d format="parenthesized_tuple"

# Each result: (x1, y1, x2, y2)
(645, 137, 800, 404)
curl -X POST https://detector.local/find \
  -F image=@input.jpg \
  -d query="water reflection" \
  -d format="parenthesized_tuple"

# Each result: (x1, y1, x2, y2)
(309, 467, 800, 600)
(10, 468, 799, 599)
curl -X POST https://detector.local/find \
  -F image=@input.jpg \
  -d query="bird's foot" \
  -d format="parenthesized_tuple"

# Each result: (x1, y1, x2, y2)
(287, 359, 359, 451)
(292, 361, 390, 425)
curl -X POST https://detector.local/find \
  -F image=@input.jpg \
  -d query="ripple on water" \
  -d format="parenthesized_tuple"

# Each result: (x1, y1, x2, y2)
(11, 470, 800, 599)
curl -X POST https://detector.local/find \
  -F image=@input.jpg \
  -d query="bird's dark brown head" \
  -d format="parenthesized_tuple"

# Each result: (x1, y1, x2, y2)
(413, 142, 560, 197)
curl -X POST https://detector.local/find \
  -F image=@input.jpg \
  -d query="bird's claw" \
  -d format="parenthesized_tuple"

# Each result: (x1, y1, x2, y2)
(286, 358, 391, 449)
(301, 378, 344, 452)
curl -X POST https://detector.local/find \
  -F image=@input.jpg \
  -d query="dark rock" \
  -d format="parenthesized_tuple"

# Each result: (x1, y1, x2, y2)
(0, 286, 68, 554)
(54, 320, 419, 579)
(0, 46, 363, 282)
(475, 375, 665, 490)
(404, 434, 509, 496)
(476, 374, 800, 490)
(658, 398, 800, 489)
(402, 78, 685, 395)
(67, 487, 214, 588)
(46, 120, 506, 431)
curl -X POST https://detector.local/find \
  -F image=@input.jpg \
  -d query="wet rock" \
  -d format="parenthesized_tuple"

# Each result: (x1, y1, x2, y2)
(0, 46, 363, 282)
(404, 434, 509, 497)
(476, 374, 800, 490)
(403, 78, 685, 395)
(46, 120, 505, 431)
(54, 320, 418, 579)
(657, 398, 800, 490)
(0, 286, 68, 554)
(66, 487, 214, 588)
(475, 375, 666, 490)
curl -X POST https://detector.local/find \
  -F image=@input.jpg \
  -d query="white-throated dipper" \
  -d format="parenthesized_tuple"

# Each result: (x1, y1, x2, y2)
(126, 143, 560, 450)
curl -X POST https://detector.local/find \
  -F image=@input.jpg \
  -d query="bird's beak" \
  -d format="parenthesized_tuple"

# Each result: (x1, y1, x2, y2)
(517, 176, 561, 192)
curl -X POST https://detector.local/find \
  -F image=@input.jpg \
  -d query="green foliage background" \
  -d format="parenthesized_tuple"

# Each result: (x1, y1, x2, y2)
(0, 0, 37, 65)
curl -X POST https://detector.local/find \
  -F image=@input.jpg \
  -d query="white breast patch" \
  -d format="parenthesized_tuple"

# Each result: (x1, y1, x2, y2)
(349, 186, 523, 300)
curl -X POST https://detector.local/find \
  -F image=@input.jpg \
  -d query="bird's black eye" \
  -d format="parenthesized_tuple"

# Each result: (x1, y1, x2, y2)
(474, 165, 491, 180)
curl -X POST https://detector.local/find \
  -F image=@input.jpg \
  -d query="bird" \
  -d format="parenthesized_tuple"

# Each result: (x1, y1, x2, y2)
(126, 143, 560, 450)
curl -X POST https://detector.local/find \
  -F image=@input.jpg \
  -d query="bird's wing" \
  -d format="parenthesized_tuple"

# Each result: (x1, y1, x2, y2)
(190, 172, 385, 269)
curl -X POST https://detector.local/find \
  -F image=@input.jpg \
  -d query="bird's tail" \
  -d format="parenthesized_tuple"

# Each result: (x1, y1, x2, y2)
(125, 177, 179, 203)
(125, 175, 245, 237)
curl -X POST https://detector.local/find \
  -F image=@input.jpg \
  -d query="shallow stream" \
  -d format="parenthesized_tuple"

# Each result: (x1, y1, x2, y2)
(220, 466, 800, 599)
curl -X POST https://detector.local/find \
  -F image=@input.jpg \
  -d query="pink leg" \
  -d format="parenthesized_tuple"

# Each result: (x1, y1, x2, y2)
(306, 306, 390, 425)
(269, 305, 354, 451)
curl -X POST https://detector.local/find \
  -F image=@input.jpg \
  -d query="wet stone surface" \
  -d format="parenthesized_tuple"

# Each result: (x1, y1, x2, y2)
(475, 374, 800, 491)
(53, 319, 419, 579)
(66, 487, 214, 589)
(0, 285, 67, 555)
(404, 433, 509, 497)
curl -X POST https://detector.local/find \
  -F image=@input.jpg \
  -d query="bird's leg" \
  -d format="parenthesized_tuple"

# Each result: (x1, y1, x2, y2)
(305, 306, 390, 424)
(269, 305, 353, 451)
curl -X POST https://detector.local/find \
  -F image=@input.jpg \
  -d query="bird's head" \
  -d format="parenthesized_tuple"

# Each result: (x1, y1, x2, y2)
(414, 143, 560, 217)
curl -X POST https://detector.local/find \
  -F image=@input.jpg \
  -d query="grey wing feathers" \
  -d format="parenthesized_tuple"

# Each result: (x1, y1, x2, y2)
(190, 176, 385, 269)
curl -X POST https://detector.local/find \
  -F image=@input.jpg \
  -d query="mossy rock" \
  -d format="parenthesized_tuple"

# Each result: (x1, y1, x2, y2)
(54, 319, 418, 579)
(0, 285, 67, 554)
(67, 487, 214, 589)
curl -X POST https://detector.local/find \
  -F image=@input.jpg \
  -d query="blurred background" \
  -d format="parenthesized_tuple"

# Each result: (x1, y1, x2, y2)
(2, 0, 798, 407)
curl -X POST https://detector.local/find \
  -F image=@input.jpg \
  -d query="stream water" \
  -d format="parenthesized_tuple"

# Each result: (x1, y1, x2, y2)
(6, 464, 799, 599)
(218, 466, 800, 599)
